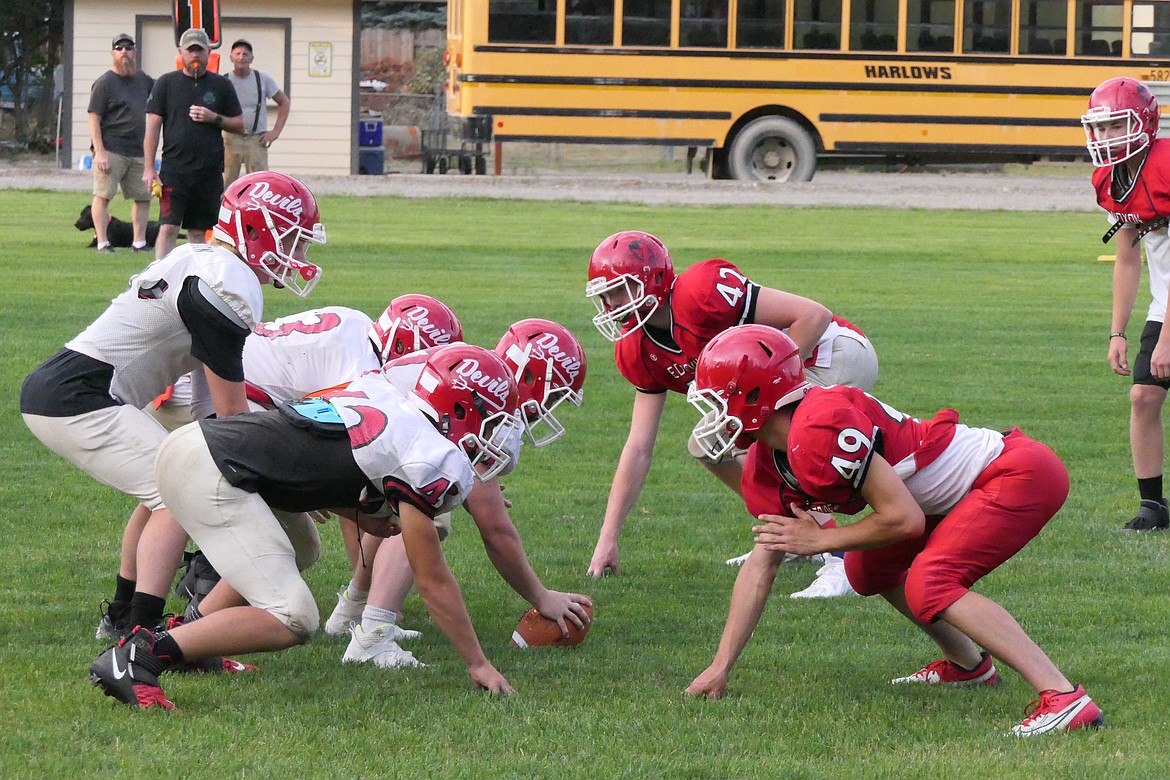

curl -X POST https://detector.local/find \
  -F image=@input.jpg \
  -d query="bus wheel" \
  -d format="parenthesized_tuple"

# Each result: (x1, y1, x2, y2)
(728, 116, 815, 182)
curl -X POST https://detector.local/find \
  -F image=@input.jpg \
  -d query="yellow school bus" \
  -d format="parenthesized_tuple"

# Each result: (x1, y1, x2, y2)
(443, 0, 1170, 181)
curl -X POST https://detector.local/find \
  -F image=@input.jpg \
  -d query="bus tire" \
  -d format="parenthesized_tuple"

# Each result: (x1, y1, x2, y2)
(728, 116, 816, 182)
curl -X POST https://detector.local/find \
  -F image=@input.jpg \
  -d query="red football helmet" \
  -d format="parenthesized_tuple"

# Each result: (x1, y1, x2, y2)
(369, 294, 463, 364)
(212, 171, 327, 297)
(1081, 77, 1160, 167)
(585, 230, 675, 341)
(688, 325, 809, 460)
(494, 318, 587, 447)
(409, 344, 522, 481)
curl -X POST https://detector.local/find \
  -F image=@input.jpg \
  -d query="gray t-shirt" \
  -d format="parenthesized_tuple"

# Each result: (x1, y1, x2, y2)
(225, 69, 281, 134)
(88, 69, 154, 157)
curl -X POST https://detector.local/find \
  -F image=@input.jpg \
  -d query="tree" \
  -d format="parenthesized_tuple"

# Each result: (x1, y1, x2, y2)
(362, 1, 446, 31)
(0, 1, 65, 150)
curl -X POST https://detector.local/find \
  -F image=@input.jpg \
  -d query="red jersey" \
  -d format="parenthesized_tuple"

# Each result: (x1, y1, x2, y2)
(669, 258, 867, 370)
(669, 259, 759, 360)
(613, 326, 696, 394)
(742, 386, 1005, 518)
(1093, 137, 1170, 231)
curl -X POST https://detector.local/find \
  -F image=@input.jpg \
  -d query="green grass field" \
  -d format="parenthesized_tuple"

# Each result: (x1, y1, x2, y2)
(1, 190, 1168, 778)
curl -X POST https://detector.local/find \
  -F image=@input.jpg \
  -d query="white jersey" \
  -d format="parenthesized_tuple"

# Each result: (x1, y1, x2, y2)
(328, 371, 475, 518)
(244, 306, 379, 405)
(66, 244, 263, 409)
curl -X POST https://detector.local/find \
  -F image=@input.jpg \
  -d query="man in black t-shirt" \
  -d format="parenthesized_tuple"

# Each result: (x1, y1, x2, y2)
(88, 33, 154, 254)
(143, 28, 243, 260)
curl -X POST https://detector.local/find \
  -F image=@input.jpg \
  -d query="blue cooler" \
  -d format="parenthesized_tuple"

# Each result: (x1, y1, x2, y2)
(359, 115, 384, 147)
(359, 148, 385, 175)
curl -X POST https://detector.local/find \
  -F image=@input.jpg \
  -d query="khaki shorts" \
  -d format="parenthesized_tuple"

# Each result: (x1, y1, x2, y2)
(93, 151, 151, 202)
(156, 423, 321, 640)
(23, 404, 168, 509)
(223, 133, 268, 186)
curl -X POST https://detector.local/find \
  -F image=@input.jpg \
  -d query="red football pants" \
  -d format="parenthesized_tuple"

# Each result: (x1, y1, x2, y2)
(843, 430, 1069, 622)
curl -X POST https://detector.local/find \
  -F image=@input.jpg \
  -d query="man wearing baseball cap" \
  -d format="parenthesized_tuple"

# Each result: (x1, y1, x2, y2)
(143, 27, 244, 259)
(87, 33, 154, 253)
(223, 38, 291, 186)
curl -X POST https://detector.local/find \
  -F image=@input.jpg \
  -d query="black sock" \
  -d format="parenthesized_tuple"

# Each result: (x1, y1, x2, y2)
(114, 575, 136, 605)
(128, 593, 167, 630)
(1137, 477, 1164, 504)
(151, 630, 186, 666)
(954, 652, 988, 673)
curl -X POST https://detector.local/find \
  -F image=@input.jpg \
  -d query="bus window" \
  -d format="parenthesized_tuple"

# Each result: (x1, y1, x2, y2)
(1075, 0, 1123, 56)
(488, 0, 556, 43)
(566, 0, 616, 45)
(794, 0, 842, 49)
(1019, 0, 1067, 54)
(906, 0, 955, 52)
(623, 0, 672, 46)
(681, 1, 729, 47)
(963, 0, 1010, 52)
(736, 0, 787, 48)
(1130, 2, 1170, 55)
(851, 0, 900, 50)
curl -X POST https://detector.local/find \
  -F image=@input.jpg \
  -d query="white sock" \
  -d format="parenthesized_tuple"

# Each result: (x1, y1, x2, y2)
(132, 241, 147, 249)
(96, 241, 110, 249)
(345, 581, 369, 602)
(361, 605, 399, 632)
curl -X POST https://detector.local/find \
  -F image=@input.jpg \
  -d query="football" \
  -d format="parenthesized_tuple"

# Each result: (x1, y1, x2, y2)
(510, 603, 594, 648)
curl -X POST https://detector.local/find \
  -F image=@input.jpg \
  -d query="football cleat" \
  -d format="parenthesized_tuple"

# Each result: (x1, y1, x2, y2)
(790, 554, 857, 599)
(89, 626, 174, 709)
(174, 550, 221, 610)
(324, 587, 367, 637)
(1122, 499, 1169, 531)
(725, 551, 813, 567)
(342, 623, 425, 669)
(95, 599, 130, 642)
(1011, 685, 1104, 737)
(168, 656, 258, 675)
(891, 652, 1001, 686)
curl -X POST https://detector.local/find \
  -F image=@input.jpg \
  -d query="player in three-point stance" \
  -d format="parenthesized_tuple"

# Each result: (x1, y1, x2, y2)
(584, 230, 877, 598)
(682, 325, 1103, 737)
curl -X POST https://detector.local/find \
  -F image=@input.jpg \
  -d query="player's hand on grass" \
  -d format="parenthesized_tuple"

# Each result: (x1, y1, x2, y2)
(469, 662, 514, 695)
(587, 541, 620, 578)
(685, 666, 728, 699)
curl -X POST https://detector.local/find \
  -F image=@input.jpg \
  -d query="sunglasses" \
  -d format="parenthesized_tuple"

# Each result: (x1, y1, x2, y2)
(114, 44, 135, 51)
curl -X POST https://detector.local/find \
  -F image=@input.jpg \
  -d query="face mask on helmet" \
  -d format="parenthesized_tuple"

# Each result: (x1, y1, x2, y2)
(213, 172, 327, 297)
(495, 319, 587, 447)
(585, 230, 675, 342)
(369, 294, 463, 364)
(1081, 78, 1160, 167)
(409, 345, 522, 481)
(688, 325, 810, 459)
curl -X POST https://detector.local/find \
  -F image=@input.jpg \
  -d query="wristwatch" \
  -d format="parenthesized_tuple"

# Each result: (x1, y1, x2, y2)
(214, 114, 223, 129)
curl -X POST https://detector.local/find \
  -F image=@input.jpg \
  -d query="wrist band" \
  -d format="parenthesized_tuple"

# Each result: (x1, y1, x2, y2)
(1110, 332, 1126, 340)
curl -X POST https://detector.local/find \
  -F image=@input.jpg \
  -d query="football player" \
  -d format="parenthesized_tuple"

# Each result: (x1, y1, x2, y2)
(88, 345, 525, 708)
(1082, 77, 1170, 532)
(337, 319, 593, 669)
(683, 326, 1103, 737)
(20, 171, 326, 642)
(150, 295, 465, 631)
(584, 230, 878, 598)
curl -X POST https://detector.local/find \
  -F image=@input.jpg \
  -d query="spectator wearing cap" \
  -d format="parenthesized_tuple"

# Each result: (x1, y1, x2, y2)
(88, 34, 154, 254)
(143, 27, 244, 259)
(223, 39, 291, 186)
